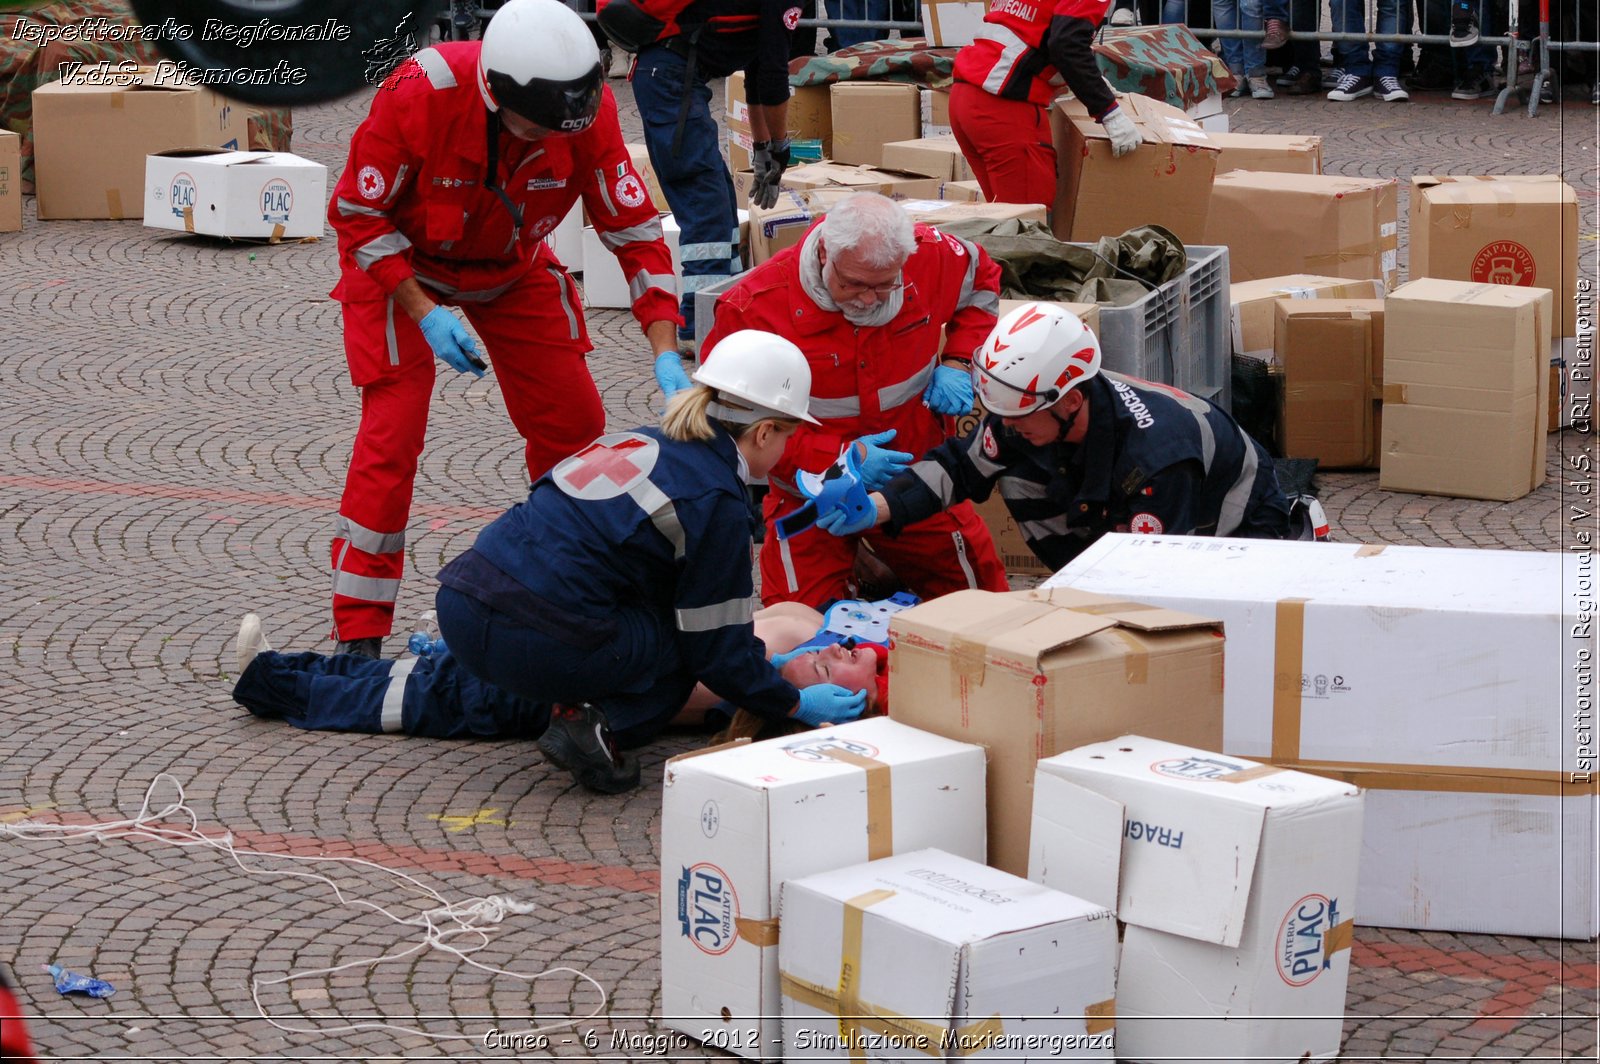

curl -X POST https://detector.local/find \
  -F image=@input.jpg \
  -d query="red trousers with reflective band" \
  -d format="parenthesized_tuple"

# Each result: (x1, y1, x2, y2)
(330, 265, 599, 642)
(760, 491, 1009, 609)
(949, 82, 1058, 208)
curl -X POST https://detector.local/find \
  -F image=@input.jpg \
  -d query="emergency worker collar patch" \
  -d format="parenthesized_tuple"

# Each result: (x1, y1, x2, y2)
(553, 432, 660, 500)
(981, 423, 999, 459)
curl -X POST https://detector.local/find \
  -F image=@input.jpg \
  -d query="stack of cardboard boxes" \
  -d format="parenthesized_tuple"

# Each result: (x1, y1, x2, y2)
(0, 130, 19, 234)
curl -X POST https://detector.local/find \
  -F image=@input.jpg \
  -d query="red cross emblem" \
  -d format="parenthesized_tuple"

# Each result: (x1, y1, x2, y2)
(553, 433, 659, 499)
(1129, 512, 1164, 535)
(357, 165, 386, 200)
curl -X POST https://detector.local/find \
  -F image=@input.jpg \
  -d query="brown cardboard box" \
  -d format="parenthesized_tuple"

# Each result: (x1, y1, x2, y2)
(736, 163, 943, 208)
(725, 72, 832, 172)
(1276, 299, 1385, 469)
(1205, 132, 1323, 175)
(1050, 93, 1219, 243)
(881, 136, 975, 182)
(1206, 171, 1398, 290)
(0, 130, 19, 233)
(1230, 275, 1384, 362)
(625, 143, 670, 212)
(887, 588, 1225, 876)
(940, 179, 985, 202)
(927, 86, 951, 126)
(32, 66, 248, 220)
(1409, 175, 1579, 337)
(745, 187, 860, 264)
(829, 82, 921, 166)
(901, 200, 1047, 226)
(1380, 278, 1551, 501)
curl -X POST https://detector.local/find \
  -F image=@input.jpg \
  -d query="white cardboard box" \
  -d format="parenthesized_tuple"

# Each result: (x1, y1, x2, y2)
(1046, 535, 1598, 939)
(541, 202, 583, 271)
(661, 718, 987, 1059)
(1030, 736, 1363, 1064)
(781, 849, 1117, 1060)
(143, 149, 326, 239)
(581, 210, 748, 309)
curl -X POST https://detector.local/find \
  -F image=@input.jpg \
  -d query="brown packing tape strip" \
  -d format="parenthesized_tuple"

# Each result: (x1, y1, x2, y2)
(1084, 998, 1116, 1035)
(735, 916, 780, 947)
(1271, 598, 1309, 763)
(948, 602, 1051, 688)
(107, 189, 124, 220)
(1278, 757, 1599, 796)
(1355, 544, 1386, 557)
(1323, 918, 1355, 960)
(1217, 764, 1283, 784)
(823, 749, 895, 860)
(270, 222, 285, 244)
(1381, 382, 1408, 404)
(181, 204, 193, 232)
(1109, 629, 1149, 685)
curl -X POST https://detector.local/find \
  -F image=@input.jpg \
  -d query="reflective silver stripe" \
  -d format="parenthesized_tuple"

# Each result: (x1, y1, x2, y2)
(337, 197, 387, 218)
(380, 657, 418, 733)
(998, 475, 1048, 502)
(951, 530, 978, 589)
(354, 230, 413, 270)
(336, 514, 406, 556)
(600, 220, 666, 251)
(594, 168, 618, 216)
(808, 395, 863, 418)
(385, 297, 400, 366)
(1216, 437, 1258, 537)
(628, 269, 679, 302)
(878, 362, 936, 412)
(1020, 513, 1073, 539)
(953, 236, 982, 310)
(331, 571, 402, 604)
(413, 47, 457, 90)
(416, 272, 518, 303)
(678, 240, 731, 262)
(681, 273, 728, 293)
(967, 288, 1000, 315)
(977, 23, 1034, 94)
(779, 536, 800, 592)
(676, 595, 759, 633)
(627, 479, 687, 559)
(548, 266, 580, 340)
(384, 164, 409, 206)
(911, 459, 956, 506)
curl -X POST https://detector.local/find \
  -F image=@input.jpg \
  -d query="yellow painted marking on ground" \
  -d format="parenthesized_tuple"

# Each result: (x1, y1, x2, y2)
(0, 802, 56, 824)
(430, 807, 508, 833)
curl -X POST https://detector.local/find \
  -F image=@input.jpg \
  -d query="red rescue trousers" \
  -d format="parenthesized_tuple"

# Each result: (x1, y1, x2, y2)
(330, 265, 601, 642)
(760, 491, 1009, 609)
(949, 81, 1058, 208)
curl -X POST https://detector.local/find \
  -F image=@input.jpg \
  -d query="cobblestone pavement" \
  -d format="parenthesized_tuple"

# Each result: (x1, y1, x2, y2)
(1, 62, 1597, 1062)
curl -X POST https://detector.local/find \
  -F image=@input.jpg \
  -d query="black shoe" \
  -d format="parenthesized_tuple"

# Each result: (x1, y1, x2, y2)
(1452, 72, 1492, 99)
(1450, 7, 1479, 47)
(538, 703, 641, 794)
(1279, 66, 1322, 94)
(1407, 64, 1456, 92)
(1327, 72, 1374, 101)
(336, 636, 383, 659)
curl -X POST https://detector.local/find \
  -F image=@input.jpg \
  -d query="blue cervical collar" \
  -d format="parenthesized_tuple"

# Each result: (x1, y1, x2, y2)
(774, 445, 876, 541)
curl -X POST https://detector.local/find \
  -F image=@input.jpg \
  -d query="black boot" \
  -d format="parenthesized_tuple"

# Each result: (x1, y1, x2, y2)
(538, 703, 641, 794)
(335, 636, 383, 659)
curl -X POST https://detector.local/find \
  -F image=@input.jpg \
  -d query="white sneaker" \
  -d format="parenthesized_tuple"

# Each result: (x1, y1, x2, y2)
(236, 614, 272, 673)
(1110, 6, 1138, 25)
(1248, 75, 1276, 99)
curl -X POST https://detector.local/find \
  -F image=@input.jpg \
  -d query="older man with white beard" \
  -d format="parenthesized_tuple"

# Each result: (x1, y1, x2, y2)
(701, 192, 1010, 609)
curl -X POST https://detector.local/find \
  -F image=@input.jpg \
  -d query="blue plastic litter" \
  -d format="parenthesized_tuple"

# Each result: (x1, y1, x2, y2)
(44, 964, 115, 998)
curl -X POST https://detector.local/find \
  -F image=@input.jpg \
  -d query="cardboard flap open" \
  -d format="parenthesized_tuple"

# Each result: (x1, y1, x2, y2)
(1117, 792, 1267, 948)
(1018, 587, 1222, 633)
(1028, 773, 1125, 912)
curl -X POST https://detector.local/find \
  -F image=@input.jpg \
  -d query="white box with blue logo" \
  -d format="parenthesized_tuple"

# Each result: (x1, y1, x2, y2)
(1029, 735, 1363, 1064)
(143, 149, 326, 239)
(660, 716, 986, 1059)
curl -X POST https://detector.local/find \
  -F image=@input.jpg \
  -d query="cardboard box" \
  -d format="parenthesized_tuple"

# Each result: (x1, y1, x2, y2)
(745, 188, 858, 264)
(1051, 94, 1219, 243)
(541, 201, 584, 271)
(625, 143, 670, 212)
(919, 0, 992, 46)
(1046, 534, 1597, 939)
(829, 82, 920, 167)
(897, 199, 1047, 226)
(33, 65, 249, 220)
(880, 136, 975, 182)
(736, 163, 943, 210)
(582, 210, 748, 306)
(1230, 275, 1384, 362)
(1205, 132, 1323, 175)
(1380, 278, 1550, 501)
(0, 130, 19, 233)
(1410, 175, 1579, 337)
(940, 178, 985, 202)
(661, 718, 987, 1058)
(781, 849, 1116, 1060)
(142, 150, 326, 240)
(887, 588, 1224, 876)
(1205, 171, 1398, 290)
(1031, 737, 1363, 1064)
(726, 72, 832, 172)
(921, 86, 952, 128)
(1276, 299, 1384, 469)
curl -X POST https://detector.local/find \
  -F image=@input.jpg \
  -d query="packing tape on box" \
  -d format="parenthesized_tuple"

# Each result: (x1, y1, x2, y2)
(820, 748, 895, 860)
(1324, 918, 1355, 961)
(182, 205, 194, 233)
(948, 602, 1049, 688)
(1084, 998, 1116, 1035)
(734, 916, 781, 947)
(1270, 757, 1598, 796)
(1108, 629, 1149, 685)
(1217, 763, 1284, 784)
(107, 189, 124, 220)
(1270, 597, 1310, 762)
(1381, 382, 1408, 404)
(1354, 544, 1386, 557)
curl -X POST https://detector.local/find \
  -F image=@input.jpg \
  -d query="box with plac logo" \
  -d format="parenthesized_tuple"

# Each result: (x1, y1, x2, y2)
(143, 149, 326, 239)
(659, 717, 986, 1059)
(1029, 736, 1363, 1064)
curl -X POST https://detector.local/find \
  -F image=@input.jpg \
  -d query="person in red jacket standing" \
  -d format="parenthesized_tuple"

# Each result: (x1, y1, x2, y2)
(703, 193, 1010, 609)
(948, 0, 1142, 207)
(326, 0, 681, 657)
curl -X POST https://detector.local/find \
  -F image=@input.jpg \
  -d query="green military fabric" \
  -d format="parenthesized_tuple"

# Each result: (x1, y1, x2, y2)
(931, 219, 1187, 307)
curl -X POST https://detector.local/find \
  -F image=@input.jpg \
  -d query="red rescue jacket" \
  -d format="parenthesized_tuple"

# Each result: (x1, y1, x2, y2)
(952, 0, 1117, 118)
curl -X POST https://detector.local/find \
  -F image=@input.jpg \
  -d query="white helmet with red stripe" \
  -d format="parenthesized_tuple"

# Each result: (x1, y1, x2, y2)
(971, 302, 1102, 418)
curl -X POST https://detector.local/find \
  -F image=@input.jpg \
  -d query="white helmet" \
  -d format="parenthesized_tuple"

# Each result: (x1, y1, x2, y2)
(695, 331, 820, 425)
(972, 302, 1103, 418)
(478, 0, 603, 133)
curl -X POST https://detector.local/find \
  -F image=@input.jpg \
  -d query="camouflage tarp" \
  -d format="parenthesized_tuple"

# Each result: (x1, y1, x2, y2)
(789, 38, 959, 89)
(2, 2, 292, 192)
(928, 218, 1188, 306)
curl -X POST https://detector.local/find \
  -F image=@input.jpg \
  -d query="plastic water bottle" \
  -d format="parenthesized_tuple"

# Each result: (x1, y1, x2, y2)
(407, 610, 447, 657)
(44, 964, 115, 998)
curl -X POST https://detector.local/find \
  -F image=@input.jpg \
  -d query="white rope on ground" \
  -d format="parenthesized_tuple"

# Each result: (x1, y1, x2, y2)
(0, 772, 608, 1043)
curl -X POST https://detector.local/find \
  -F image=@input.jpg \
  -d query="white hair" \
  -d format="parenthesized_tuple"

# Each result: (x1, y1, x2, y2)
(817, 193, 916, 269)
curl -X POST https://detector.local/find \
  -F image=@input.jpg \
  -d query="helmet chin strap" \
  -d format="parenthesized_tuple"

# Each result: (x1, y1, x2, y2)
(1048, 397, 1083, 444)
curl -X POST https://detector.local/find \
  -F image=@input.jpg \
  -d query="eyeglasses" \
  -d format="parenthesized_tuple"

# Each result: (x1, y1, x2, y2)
(825, 259, 904, 299)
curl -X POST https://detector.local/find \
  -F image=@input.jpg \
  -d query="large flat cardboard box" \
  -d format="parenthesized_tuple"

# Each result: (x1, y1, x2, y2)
(920, 0, 992, 46)
(661, 718, 986, 1058)
(1051, 93, 1218, 242)
(1031, 737, 1362, 1064)
(726, 72, 832, 172)
(0, 130, 19, 233)
(1410, 175, 1579, 336)
(1230, 275, 1384, 362)
(829, 82, 920, 167)
(1380, 278, 1550, 501)
(1206, 171, 1398, 290)
(142, 149, 326, 240)
(33, 66, 249, 220)
(781, 849, 1116, 1060)
(881, 135, 975, 182)
(1047, 535, 1597, 939)
(1205, 131, 1323, 175)
(1276, 299, 1385, 469)
(887, 588, 1224, 876)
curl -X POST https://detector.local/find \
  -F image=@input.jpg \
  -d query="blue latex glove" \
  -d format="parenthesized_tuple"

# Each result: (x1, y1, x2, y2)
(793, 683, 870, 726)
(418, 306, 485, 377)
(655, 351, 693, 398)
(817, 502, 877, 537)
(922, 364, 975, 416)
(851, 430, 913, 492)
